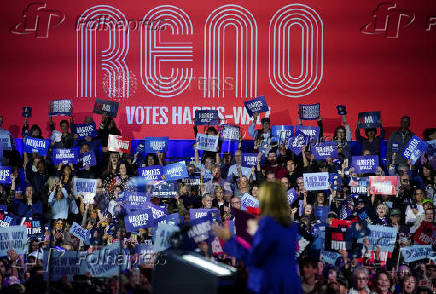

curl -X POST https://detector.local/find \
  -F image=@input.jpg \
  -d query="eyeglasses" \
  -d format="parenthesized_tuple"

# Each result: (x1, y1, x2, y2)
(231, 201, 241, 204)
(356, 277, 368, 281)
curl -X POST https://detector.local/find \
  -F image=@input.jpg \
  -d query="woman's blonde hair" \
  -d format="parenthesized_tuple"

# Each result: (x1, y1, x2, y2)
(238, 176, 249, 190)
(213, 186, 223, 198)
(258, 181, 289, 226)
(46, 176, 60, 191)
(377, 203, 389, 215)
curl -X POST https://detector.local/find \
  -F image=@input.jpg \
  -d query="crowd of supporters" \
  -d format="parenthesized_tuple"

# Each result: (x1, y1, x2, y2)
(0, 111, 434, 294)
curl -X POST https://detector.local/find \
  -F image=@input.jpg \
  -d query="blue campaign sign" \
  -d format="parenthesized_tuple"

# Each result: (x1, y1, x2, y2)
(0, 167, 11, 184)
(321, 250, 342, 265)
(196, 133, 218, 152)
(194, 110, 219, 125)
(74, 123, 97, 139)
(43, 250, 83, 281)
(220, 125, 240, 141)
(181, 172, 202, 186)
(244, 95, 269, 116)
(241, 153, 258, 168)
(80, 244, 126, 278)
(0, 226, 27, 256)
(23, 136, 50, 156)
(138, 165, 163, 182)
(73, 178, 97, 196)
(190, 209, 211, 220)
(241, 194, 259, 210)
(189, 209, 220, 222)
(295, 125, 320, 139)
(49, 99, 72, 116)
(186, 215, 214, 243)
(367, 224, 398, 252)
(144, 136, 169, 153)
(70, 222, 90, 245)
(50, 130, 62, 143)
(299, 103, 320, 120)
(0, 211, 16, 227)
(311, 141, 338, 159)
(286, 131, 309, 155)
(287, 188, 298, 205)
(124, 192, 151, 211)
(357, 112, 381, 129)
(22, 106, 32, 118)
(52, 148, 80, 165)
(150, 204, 168, 220)
(259, 141, 271, 156)
(163, 161, 188, 181)
(400, 245, 433, 263)
(349, 177, 369, 194)
(135, 242, 155, 265)
(124, 209, 154, 232)
(403, 135, 428, 164)
(352, 156, 379, 174)
(154, 213, 181, 226)
(271, 125, 294, 145)
(78, 151, 97, 170)
(390, 141, 400, 153)
(133, 140, 146, 155)
(150, 181, 178, 198)
(0, 134, 11, 151)
(303, 172, 329, 191)
(93, 98, 119, 117)
(21, 217, 43, 240)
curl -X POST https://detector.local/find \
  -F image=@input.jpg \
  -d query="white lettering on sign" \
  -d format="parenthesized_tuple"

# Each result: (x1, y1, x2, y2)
(27, 139, 46, 148)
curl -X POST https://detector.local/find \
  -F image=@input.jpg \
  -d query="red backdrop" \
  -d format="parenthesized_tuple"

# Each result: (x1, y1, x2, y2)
(1, 0, 435, 140)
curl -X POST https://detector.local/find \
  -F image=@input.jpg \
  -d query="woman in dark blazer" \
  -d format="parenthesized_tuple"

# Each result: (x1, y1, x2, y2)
(214, 181, 301, 294)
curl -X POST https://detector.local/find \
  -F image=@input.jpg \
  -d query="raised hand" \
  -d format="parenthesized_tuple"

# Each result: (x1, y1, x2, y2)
(252, 112, 259, 123)
(102, 111, 108, 123)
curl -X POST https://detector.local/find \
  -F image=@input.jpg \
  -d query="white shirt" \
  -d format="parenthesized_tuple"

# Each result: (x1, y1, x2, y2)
(405, 204, 424, 225)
